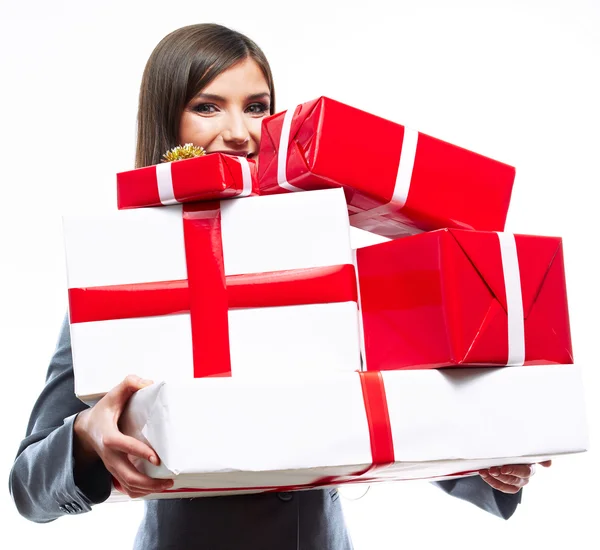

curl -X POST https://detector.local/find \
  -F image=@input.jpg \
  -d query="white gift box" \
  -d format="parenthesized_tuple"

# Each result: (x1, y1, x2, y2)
(63, 189, 361, 404)
(113, 364, 587, 500)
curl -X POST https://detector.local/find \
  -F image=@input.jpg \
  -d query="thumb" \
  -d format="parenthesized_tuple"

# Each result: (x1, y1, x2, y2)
(104, 375, 153, 412)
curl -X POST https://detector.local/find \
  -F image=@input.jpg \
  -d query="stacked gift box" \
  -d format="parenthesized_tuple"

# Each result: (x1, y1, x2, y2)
(63, 97, 587, 500)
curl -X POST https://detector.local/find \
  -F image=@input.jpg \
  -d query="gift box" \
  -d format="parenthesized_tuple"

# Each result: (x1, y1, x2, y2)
(63, 188, 361, 404)
(111, 365, 587, 500)
(258, 97, 515, 238)
(117, 153, 258, 209)
(356, 229, 573, 370)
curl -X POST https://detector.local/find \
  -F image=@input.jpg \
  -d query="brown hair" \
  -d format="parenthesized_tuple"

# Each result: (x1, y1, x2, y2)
(135, 23, 275, 168)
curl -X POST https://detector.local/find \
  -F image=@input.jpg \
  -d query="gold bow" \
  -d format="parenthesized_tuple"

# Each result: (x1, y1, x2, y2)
(162, 143, 206, 163)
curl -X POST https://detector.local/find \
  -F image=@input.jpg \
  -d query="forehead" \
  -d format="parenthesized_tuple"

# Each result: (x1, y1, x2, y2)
(201, 58, 269, 97)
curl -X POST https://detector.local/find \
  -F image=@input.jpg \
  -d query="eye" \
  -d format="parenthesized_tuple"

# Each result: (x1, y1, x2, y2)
(246, 102, 270, 115)
(192, 103, 218, 114)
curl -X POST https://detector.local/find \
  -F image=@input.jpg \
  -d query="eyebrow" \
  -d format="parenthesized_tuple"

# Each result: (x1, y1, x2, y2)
(194, 92, 271, 102)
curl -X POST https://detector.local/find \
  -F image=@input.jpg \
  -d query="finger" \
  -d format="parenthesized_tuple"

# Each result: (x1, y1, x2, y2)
(495, 464, 536, 479)
(480, 471, 522, 494)
(108, 455, 174, 494)
(112, 475, 155, 499)
(103, 431, 160, 466)
(112, 473, 162, 499)
(489, 472, 529, 487)
(103, 375, 154, 412)
(112, 476, 124, 494)
(540, 460, 552, 468)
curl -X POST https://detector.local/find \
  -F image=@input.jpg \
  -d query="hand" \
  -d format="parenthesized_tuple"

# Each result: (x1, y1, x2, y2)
(479, 461, 552, 494)
(74, 375, 174, 499)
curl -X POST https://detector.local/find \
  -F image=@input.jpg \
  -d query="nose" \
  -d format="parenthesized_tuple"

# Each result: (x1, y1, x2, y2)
(222, 111, 250, 145)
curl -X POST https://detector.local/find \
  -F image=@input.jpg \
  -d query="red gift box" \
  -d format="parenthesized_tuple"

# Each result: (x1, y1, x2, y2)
(356, 229, 573, 369)
(258, 97, 516, 238)
(117, 153, 257, 209)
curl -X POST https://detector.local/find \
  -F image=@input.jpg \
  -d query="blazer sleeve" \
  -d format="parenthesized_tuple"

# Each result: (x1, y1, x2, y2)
(431, 476, 522, 519)
(8, 313, 113, 523)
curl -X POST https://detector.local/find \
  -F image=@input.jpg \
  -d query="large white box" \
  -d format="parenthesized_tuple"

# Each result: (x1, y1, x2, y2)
(114, 364, 588, 500)
(63, 189, 361, 404)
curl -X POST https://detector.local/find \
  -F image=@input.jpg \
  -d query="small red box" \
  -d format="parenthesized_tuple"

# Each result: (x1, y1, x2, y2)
(258, 97, 516, 238)
(117, 153, 257, 209)
(356, 229, 573, 369)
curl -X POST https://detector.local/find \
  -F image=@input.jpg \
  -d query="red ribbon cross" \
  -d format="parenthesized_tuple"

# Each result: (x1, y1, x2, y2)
(68, 202, 358, 378)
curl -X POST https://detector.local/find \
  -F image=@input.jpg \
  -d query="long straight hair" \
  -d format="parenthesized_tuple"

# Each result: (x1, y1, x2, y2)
(135, 24, 276, 168)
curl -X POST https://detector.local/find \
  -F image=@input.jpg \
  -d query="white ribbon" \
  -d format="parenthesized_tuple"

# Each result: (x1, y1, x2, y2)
(156, 156, 254, 205)
(389, 127, 419, 210)
(276, 104, 419, 212)
(277, 106, 307, 192)
(348, 128, 419, 223)
(237, 156, 253, 197)
(156, 162, 179, 205)
(276, 105, 420, 206)
(498, 232, 525, 366)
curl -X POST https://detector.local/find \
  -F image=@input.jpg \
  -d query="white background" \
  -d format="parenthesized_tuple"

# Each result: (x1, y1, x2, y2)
(1, 0, 598, 548)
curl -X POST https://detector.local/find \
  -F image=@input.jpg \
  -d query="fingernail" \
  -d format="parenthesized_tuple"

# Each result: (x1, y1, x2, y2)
(140, 379, 153, 387)
(149, 455, 159, 465)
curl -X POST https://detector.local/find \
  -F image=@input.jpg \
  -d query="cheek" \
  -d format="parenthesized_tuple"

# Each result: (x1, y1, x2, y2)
(178, 113, 219, 148)
(249, 118, 264, 143)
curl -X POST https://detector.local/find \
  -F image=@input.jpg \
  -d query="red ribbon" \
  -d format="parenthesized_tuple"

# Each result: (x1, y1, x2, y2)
(359, 371, 395, 465)
(154, 371, 396, 495)
(151, 469, 479, 496)
(112, 370, 477, 496)
(68, 202, 358, 378)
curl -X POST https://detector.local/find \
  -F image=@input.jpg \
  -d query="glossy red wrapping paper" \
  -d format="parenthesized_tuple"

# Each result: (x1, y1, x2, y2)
(356, 229, 573, 369)
(117, 153, 258, 209)
(258, 97, 516, 238)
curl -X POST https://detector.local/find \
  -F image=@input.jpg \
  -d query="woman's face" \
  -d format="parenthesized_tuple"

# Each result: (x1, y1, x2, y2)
(178, 57, 271, 160)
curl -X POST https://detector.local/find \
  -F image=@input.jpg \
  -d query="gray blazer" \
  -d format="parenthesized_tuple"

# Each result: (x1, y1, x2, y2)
(9, 314, 521, 549)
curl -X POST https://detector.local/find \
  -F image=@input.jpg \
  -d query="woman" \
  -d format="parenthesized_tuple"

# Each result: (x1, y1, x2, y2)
(9, 23, 544, 550)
